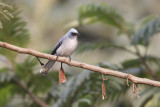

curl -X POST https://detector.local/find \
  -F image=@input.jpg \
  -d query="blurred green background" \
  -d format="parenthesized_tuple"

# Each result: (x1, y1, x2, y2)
(0, 0, 160, 107)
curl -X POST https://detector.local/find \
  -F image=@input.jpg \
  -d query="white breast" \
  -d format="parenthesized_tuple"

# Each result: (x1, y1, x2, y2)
(56, 37, 78, 57)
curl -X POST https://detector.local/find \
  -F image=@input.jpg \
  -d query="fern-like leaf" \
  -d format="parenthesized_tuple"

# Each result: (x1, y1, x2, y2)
(0, 7, 29, 59)
(77, 42, 130, 53)
(132, 16, 160, 46)
(78, 3, 133, 35)
(0, 2, 13, 29)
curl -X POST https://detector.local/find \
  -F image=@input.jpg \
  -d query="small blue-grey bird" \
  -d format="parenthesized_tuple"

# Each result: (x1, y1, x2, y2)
(40, 28, 79, 75)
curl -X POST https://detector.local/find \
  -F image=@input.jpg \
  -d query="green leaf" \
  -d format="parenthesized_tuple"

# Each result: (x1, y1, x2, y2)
(78, 3, 133, 35)
(132, 16, 160, 45)
(15, 57, 37, 81)
(0, 2, 12, 9)
(121, 58, 142, 69)
(140, 16, 157, 28)
(77, 42, 127, 53)
(73, 98, 91, 107)
(0, 67, 15, 82)
(53, 69, 130, 107)
(121, 56, 160, 69)
(0, 7, 29, 59)
(139, 87, 160, 107)
(145, 56, 160, 66)
(99, 62, 120, 71)
(0, 2, 13, 29)
(0, 84, 14, 106)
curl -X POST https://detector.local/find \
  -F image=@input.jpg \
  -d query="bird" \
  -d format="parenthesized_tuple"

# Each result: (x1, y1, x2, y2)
(40, 28, 80, 75)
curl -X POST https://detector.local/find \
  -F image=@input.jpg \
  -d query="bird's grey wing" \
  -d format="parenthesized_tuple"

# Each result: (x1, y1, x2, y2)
(40, 40, 63, 75)
(51, 41, 62, 55)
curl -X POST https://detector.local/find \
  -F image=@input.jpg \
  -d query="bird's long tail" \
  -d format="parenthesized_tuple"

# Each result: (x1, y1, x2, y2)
(40, 60, 55, 75)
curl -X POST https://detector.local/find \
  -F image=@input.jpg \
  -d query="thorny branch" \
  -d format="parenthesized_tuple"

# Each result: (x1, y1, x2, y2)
(0, 41, 160, 88)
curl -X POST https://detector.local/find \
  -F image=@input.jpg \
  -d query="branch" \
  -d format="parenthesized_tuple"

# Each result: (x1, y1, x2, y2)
(12, 77, 47, 107)
(0, 41, 160, 88)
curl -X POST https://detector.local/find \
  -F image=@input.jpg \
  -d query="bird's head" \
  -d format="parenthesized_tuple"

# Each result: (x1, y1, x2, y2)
(68, 28, 80, 38)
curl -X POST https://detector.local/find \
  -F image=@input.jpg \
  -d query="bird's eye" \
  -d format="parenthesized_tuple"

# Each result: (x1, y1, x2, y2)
(71, 32, 77, 36)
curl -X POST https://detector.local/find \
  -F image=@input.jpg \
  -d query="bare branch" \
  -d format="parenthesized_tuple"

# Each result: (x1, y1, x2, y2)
(0, 41, 160, 88)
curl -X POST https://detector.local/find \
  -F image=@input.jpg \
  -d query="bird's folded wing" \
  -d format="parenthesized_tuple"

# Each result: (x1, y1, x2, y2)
(51, 41, 62, 55)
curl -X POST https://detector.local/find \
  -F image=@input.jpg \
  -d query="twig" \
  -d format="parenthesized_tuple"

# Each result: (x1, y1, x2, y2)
(119, 45, 160, 80)
(0, 41, 160, 88)
(36, 57, 44, 66)
(102, 74, 108, 100)
(126, 73, 130, 86)
(132, 83, 140, 99)
(134, 46, 159, 80)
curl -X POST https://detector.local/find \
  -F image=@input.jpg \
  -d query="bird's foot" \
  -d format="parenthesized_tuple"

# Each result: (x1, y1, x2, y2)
(68, 56, 72, 67)
(56, 55, 59, 61)
(69, 56, 71, 61)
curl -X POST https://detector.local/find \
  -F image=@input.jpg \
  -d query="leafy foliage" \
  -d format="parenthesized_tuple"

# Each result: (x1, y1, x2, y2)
(0, 67, 15, 82)
(132, 16, 160, 46)
(78, 3, 134, 35)
(52, 70, 130, 107)
(0, 2, 13, 29)
(77, 2, 160, 107)
(1, 1, 160, 107)
(0, 3, 35, 106)
(77, 42, 129, 53)
(0, 84, 14, 106)
(0, 6, 29, 59)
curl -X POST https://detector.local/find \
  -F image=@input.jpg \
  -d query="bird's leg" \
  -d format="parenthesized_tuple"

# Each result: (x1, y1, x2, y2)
(67, 56, 72, 67)
(55, 54, 59, 61)
(61, 62, 63, 68)
(69, 56, 71, 61)
(36, 57, 44, 66)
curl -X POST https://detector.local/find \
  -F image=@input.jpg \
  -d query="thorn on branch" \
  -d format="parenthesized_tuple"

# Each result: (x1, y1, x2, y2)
(102, 74, 108, 100)
(132, 83, 141, 99)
